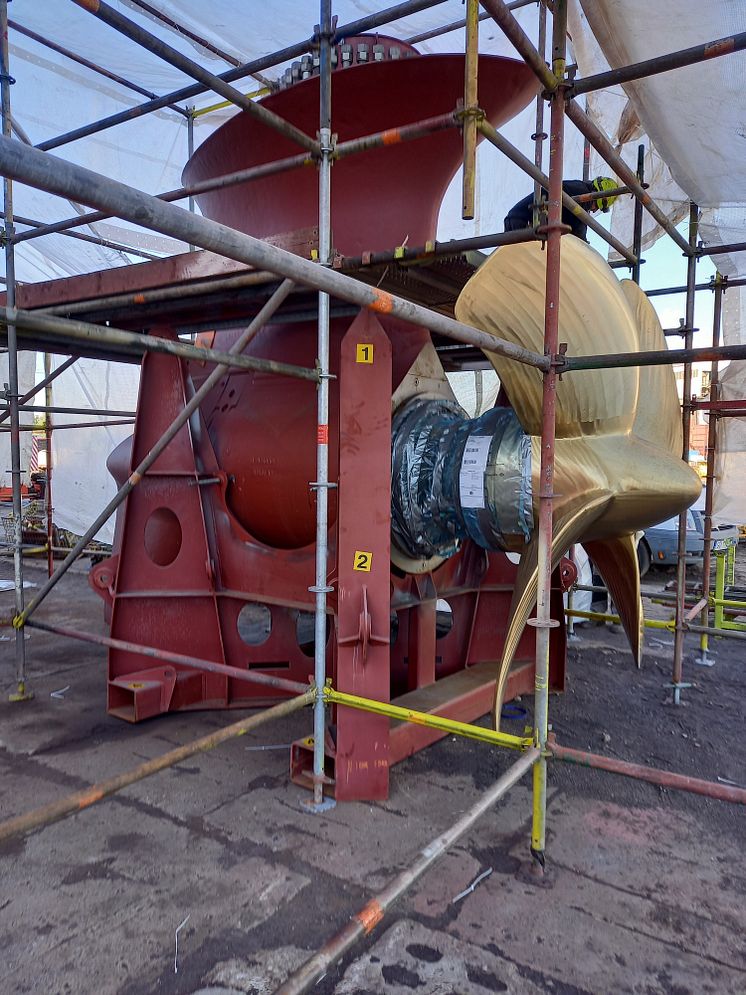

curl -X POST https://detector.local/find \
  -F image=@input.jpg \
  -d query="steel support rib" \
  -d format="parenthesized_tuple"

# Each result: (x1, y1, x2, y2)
(572, 30, 746, 96)
(477, 119, 636, 264)
(0, 690, 314, 843)
(40, 0, 447, 153)
(311, 0, 333, 810)
(0, 0, 29, 702)
(698, 275, 724, 663)
(480, 0, 693, 255)
(16, 279, 295, 626)
(275, 749, 539, 995)
(0, 304, 317, 381)
(529, 0, 567, 872)
(70, 0, 318, 153)
(0, 136, 546, 368)
(672, 203, 699, 702)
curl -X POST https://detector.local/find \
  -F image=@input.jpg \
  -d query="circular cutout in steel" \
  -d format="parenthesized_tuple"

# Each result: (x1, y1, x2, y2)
(143, 507, 182, 567)
(237, 602, 273, 646)
(296, 610, 331, 657)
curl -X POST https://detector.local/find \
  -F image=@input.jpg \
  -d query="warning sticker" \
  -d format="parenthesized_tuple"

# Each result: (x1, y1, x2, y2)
(459, 435, 491, 509)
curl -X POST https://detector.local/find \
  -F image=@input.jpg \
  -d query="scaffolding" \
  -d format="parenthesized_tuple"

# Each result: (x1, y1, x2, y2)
(1, 1, 745, 987)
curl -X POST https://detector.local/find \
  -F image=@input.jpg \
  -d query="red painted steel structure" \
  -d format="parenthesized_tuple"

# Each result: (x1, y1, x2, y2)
(8, 39, 567, 801)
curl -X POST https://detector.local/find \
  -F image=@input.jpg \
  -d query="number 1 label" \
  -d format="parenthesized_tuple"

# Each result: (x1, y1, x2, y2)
(356, 343, 374, 364)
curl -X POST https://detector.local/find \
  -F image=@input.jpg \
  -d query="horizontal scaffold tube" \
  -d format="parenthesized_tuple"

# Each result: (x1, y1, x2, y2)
(275, 748, 540, 995)
(27, 618, 311, 695)
(0, 690, 314, 843)
(324, 685, 532, 750)
(19, 113, 457, 245)
(0, 134, 548, 370)
(0, 304, 320, 381)
(37, 0, 449, 152)
(547, 736, 746, 804)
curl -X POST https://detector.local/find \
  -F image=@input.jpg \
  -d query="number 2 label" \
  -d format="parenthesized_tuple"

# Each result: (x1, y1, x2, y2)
(353, 550, 372, 572)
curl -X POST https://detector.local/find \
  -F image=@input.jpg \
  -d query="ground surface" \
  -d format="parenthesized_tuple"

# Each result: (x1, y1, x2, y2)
(0, 555, 744, 995)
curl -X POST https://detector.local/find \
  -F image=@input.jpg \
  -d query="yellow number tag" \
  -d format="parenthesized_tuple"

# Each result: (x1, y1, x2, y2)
(356, 343, 374, 364)
(353, 550, 373, 572)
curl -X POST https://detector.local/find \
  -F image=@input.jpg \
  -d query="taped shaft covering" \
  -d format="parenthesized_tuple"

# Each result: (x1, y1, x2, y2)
(391, 398, 533, 560)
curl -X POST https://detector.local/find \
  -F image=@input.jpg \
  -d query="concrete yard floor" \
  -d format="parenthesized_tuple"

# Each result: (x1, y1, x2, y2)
(1, 557, 745, 995)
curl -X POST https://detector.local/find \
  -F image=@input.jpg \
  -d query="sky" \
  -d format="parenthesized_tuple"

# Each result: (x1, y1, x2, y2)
(588, 219, 719, 352)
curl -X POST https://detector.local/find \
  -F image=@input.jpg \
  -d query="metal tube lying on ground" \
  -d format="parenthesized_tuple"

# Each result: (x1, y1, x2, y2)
(547, 737, 746, 804)
(275, 748, 539, 995)
(0, 690, 314, 843)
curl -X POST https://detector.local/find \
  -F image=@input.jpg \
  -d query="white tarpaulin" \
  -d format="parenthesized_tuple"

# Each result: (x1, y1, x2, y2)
(2, 1, 745, 532)
(576, 0, 746, 522)
(49, 357, 140, 543)
(0, 349, 35, 490)
(714, 361, 746, 523)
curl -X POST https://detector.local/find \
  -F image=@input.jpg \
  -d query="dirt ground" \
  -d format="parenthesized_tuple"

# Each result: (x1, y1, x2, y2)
(0, 552, 744, 995)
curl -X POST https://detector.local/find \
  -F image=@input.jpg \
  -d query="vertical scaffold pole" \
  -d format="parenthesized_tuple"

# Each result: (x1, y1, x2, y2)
(461, 0, 479, 220)
(186, 106, 196, 251)
(530, 0, 567, 871)
(532, 0, 547, 229)
(44, 352, 54, 578)
(671, 202, 699, 703)
(697, 273, 724, 664)
(310, 0, 334, 809)
(1, 0, 31, 702)
(631, 144, 644, 284)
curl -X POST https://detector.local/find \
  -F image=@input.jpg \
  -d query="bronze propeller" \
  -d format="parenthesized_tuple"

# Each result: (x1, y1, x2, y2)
(455, 236, 702, 727)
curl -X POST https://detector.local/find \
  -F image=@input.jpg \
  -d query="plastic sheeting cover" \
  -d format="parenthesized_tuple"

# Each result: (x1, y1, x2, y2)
(391, 398, 532, 560)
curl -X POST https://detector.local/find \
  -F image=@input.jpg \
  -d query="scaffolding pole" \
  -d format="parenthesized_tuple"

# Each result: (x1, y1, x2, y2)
(310, 0, 334, 810)
(15, 280, 295, 627)
(671, 203, 699, 703)
(44, 352, 53, 577)
(0, 354, 77, 425)
(477, 119, 636, 264)
(0, 136, 548, 369)
(461, 0, 479, 220)
(71, 0, 319, 154)
(17, 111, 458, 245)
(39, 0, 447, 153)
(0, 0, 30, 702)
(528, 0, 567, 873)
(697, 274, 724, 664)
(8, 18, 188, 110)
(276, 748, 540, 995)
(0, 304, 318, 381)
(631, 144, 644, 284)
